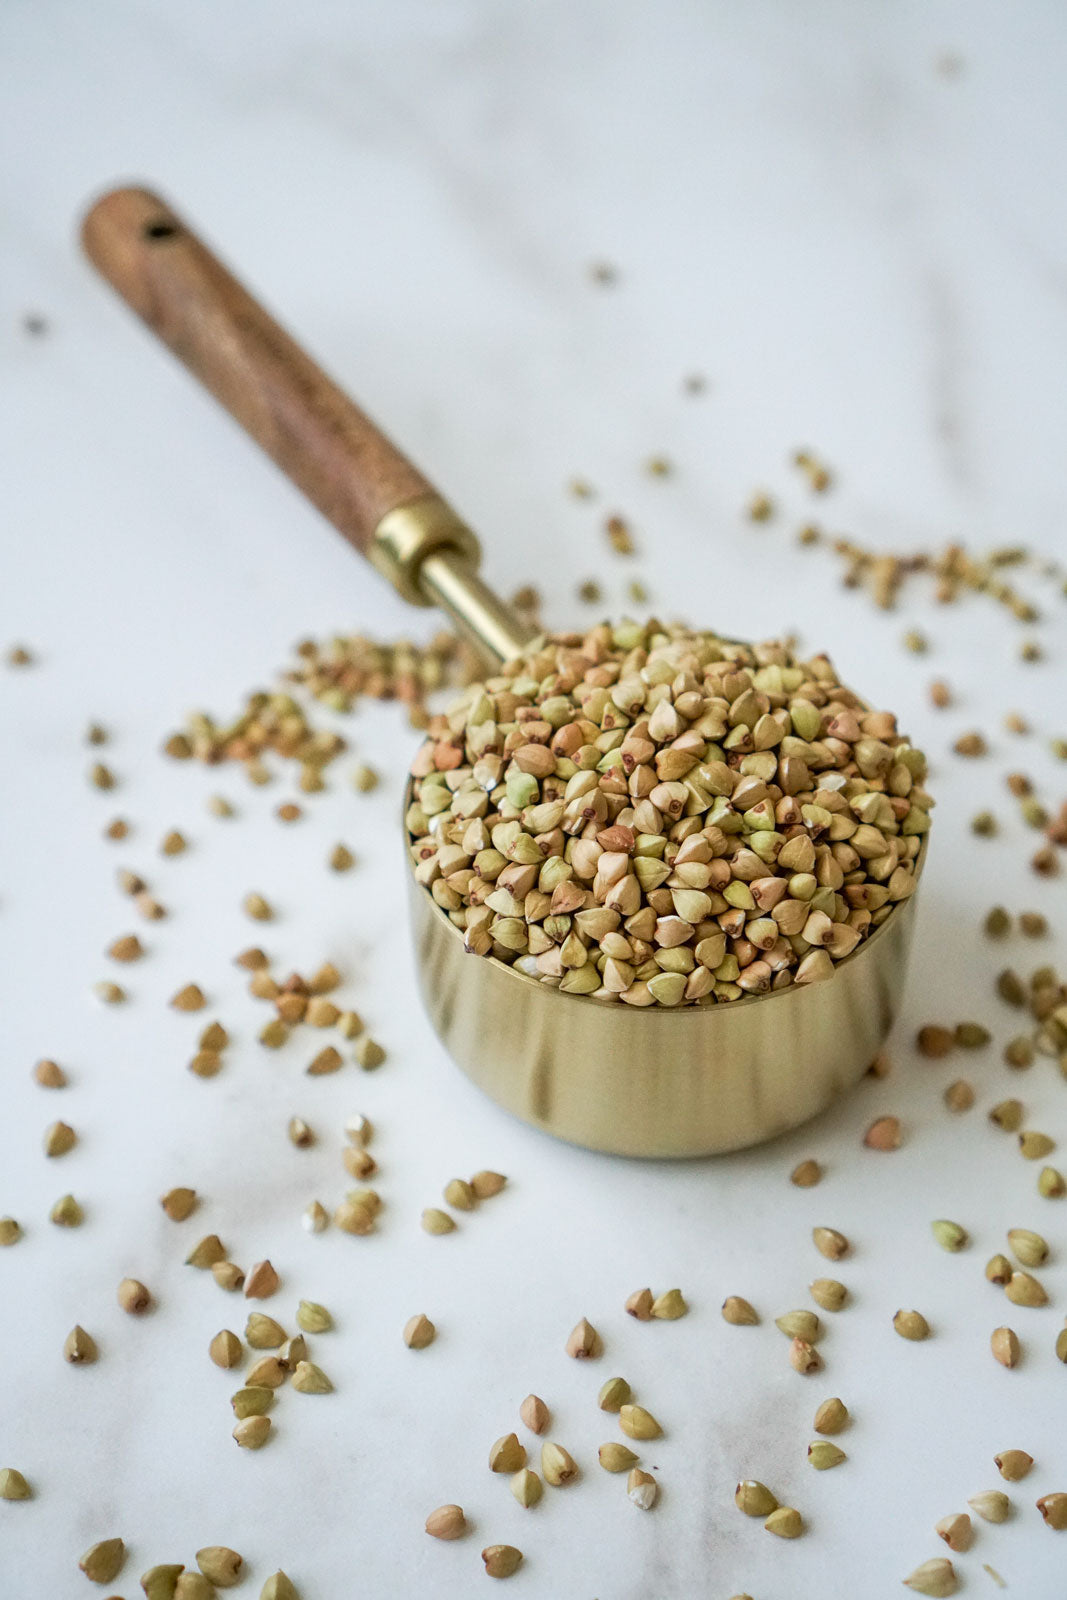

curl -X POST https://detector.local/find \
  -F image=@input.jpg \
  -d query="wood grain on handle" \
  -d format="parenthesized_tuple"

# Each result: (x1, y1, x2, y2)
(81, 185, 435, 558)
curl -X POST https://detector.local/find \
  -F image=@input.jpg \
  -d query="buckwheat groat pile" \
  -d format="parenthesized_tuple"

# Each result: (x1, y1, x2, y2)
(406, 621, 932, 1006)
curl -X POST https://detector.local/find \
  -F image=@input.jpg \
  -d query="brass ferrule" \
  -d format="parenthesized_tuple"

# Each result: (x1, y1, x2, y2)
(370, 493, 535, 665)
(369, 494, 480, 605)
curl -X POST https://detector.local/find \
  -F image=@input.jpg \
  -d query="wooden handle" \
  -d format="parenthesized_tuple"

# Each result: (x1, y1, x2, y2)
(81, 186, 434, 559)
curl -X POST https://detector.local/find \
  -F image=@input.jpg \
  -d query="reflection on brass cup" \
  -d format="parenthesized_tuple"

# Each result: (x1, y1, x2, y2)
(408, 807, 927, 1157)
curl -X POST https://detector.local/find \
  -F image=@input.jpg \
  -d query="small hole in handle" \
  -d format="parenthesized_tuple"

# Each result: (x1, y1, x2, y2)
(144, 220, 178, 240)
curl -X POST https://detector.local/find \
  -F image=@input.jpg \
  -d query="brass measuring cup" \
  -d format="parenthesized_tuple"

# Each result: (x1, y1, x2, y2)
(82, 186, 926, 1158)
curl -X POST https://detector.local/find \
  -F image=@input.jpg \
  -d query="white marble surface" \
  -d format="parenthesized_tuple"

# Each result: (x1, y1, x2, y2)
(2, 2, 1066, 1596)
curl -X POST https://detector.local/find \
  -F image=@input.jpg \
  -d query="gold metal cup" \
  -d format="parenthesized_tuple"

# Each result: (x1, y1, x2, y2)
(398, 506, 928, 1157)
(408, 785, 926, 1157)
